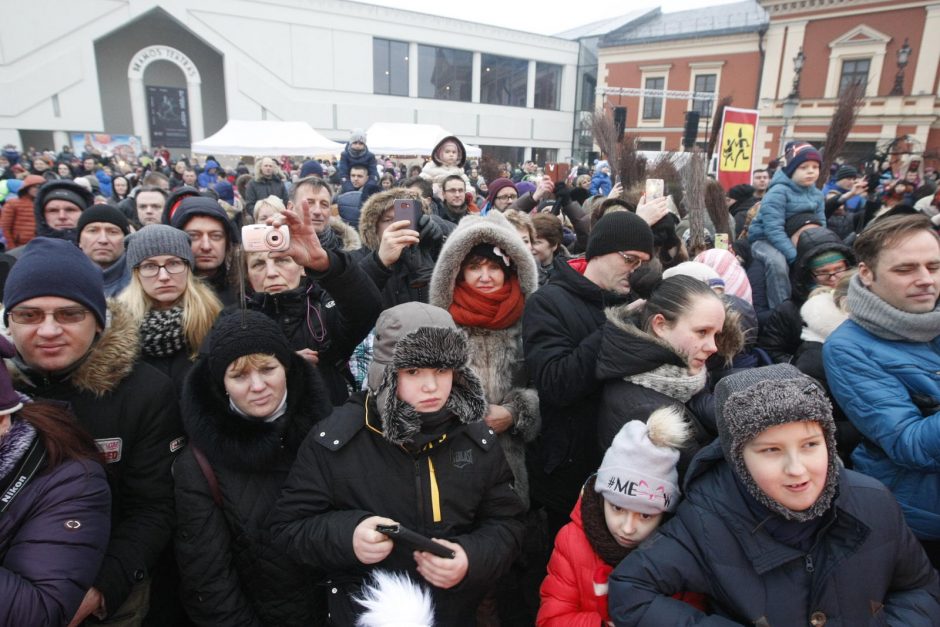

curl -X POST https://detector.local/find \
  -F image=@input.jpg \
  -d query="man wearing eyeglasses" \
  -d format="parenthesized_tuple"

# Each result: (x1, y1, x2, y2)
(438, 174, 477, 224)
(169, 195, 240, 305)
(523, 211, 654, 537)
(3, 237, 183, 625)
(824, 214, 940, 564)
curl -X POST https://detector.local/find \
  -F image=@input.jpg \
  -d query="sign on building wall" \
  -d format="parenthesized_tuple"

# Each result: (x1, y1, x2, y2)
(147, 86, 190, 148)
(71, 133, 143, 163)
(716, 107, 759, 191)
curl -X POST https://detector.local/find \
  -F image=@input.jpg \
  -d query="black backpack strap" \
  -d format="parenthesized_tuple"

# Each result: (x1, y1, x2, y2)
(190, 445, 222, 508)
(0, 436, 47, 516)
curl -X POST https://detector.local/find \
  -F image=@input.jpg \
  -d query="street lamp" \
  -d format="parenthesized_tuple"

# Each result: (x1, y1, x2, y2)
(891, 38, 913, 96)
(789, 47, 806, 98)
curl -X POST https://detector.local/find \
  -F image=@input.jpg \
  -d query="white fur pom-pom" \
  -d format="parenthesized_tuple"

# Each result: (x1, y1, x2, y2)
(646, 405, 692, 449)
(355, 570, 435, 627)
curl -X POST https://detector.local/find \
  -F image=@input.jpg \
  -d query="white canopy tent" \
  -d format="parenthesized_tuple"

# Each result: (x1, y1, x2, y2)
(364, 123, 482, 158)
(190, 120, 344, 156)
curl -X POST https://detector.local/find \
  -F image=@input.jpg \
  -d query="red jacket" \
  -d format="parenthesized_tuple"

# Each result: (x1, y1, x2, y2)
(538, 495, 615, 626)
(538, 495, 705, 626)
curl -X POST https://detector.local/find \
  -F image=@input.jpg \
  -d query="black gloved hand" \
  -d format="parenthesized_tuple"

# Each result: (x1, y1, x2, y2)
(418, 214, 443, 246)
(553, 181, 572, 208)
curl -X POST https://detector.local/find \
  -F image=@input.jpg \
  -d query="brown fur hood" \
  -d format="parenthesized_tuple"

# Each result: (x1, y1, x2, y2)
(8, 299, 140, 397)
(428, 211, 538, 310)
(329, 216, 361, 252)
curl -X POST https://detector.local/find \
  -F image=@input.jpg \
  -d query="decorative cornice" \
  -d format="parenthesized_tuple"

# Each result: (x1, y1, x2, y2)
(759, 0, 900, 17)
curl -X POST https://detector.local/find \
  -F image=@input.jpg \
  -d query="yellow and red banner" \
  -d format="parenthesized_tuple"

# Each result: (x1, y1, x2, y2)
(716, 107, 760, 191)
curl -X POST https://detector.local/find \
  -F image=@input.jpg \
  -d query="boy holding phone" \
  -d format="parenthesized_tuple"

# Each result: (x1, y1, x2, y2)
(271, 302, 525, 626)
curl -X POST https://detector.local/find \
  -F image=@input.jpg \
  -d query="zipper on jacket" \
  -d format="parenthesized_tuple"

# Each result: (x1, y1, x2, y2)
(804, 553, 815, 573)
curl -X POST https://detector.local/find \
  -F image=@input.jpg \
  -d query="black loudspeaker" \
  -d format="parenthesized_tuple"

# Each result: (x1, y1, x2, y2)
(683, 111, 701, 149)
(614, 107, 627, 141)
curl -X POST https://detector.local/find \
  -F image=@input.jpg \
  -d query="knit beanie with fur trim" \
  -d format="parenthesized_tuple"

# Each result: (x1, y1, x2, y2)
(595, 406, 691, 515)
(367, 302, 486, 444)
(714, 364, 839, 522)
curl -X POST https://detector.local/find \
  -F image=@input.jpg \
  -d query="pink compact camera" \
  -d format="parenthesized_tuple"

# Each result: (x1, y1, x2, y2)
(241, 224, 290, 252)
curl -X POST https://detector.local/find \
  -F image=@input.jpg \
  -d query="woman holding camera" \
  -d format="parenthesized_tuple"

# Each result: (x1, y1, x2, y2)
(244, 196, 382, 405)
(174, 311, 331, 625)
(118, 224, 222, 394)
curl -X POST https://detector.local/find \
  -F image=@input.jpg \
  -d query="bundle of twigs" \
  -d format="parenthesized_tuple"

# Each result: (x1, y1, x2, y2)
(818, 83, 865, 188)
(619, 135, 648, 191)
(685, 148, 708, 256)
(590, 108, 621, 176)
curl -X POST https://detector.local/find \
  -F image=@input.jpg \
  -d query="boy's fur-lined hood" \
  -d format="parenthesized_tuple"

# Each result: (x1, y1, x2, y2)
(428, 211, 538, 310)
(8, 299, 140, 397)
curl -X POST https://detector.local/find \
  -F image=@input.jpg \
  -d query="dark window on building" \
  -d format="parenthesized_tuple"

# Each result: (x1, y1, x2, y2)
(643, 77, 665, 119)
(481, 54, 528, 107)
(839, 59, 870, 96)
(692, 74, 716, 118)
(373, 38, 409, 96)
(580, 73, 596, 111)
(417, 45, 472, 101)
(638, 140, 664, 151)
(534, 63, 562, 110)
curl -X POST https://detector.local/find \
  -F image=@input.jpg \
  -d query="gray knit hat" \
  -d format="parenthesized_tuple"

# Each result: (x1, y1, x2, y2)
(714, 364, 839, 521)
(595, 406, 691, 515)
(125, 224, 195, 269)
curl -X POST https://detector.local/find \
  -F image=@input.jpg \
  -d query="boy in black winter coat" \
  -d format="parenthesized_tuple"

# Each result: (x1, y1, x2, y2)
(609, 364, 940, 626)
(271, 302, 525, 626)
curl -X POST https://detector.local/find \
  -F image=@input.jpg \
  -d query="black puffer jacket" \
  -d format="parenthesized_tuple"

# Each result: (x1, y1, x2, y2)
(7, 301, 183, 615)
(609, 441, 940, 625)
(174, 353, 331, 626)
(595, 306, 713, 464)
(523, 257, 626, 475)
(270, 392, 526, 626)
(245, 250, 382, 405)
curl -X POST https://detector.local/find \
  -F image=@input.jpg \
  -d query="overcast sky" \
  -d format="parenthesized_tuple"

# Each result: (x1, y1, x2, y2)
(352, 0, 747, 37)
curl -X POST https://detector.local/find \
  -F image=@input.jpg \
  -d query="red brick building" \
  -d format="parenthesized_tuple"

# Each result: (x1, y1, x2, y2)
(597, 0, 939, 175)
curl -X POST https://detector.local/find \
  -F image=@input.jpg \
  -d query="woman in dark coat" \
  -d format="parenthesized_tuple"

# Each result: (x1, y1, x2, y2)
(596, 275, 743, 455)
(0, 340, 111, 626)
(174, 311, 331, 626)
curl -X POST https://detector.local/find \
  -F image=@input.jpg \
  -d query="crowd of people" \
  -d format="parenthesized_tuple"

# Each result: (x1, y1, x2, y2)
(0, 129, 939, 626)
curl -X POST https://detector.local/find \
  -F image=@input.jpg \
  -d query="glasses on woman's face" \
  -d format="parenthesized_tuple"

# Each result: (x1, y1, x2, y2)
(139, 259, 188, 278)
(617, 251, 644, 270)
(811, 265, 849, 281)
(8, 306, 88, 325)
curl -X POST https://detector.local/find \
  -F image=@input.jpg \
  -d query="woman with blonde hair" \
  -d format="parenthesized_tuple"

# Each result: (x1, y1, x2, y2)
(244, 157, 288, 217)
(118, 224, 222, 394)
(251, 194, 286, 224)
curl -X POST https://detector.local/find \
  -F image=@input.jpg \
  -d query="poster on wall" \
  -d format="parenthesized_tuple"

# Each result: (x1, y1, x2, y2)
(716, 107, 760, 191)
(70, 133, 143, 163)
(147, 86, 190, 148)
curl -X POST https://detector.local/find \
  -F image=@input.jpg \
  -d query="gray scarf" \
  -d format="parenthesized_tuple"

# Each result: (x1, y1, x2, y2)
(317, 223, 341, 252)
(624, 363, 707, 403)
(847, 274, 940, 343)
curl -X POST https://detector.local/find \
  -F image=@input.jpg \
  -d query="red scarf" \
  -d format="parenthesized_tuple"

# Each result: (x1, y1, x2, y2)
(449, 275, 525, 330)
